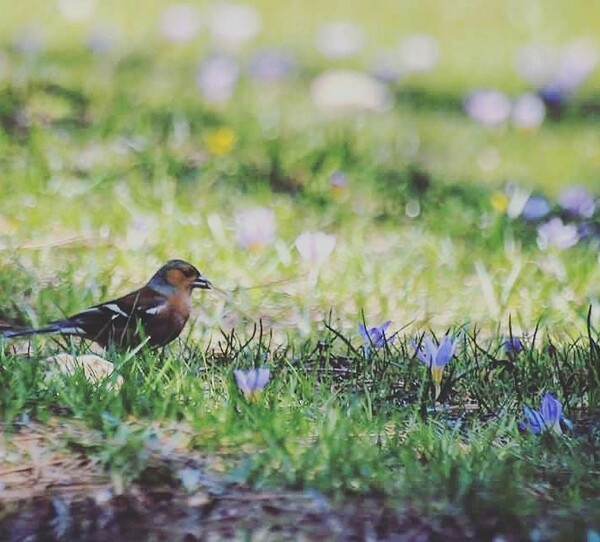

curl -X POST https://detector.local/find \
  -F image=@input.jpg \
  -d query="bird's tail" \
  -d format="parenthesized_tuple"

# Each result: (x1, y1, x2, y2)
(1, 325, 64, 339)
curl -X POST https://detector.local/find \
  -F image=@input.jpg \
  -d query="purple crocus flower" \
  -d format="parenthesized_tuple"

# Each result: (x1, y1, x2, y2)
(504, 337, 523, 355)
(464, 89, 511, 126)
(511, 93, 546, 129)
(235, 207, 276, 252)
(554, 38, 599, 95)
(398, 34, 439, 73)
(196, 54, 239, 103)
(557, 186, 596, 218)
(329, 170, 349, 198)
(578, 221, 600, 242)
(538, 87, 566, 113)
(208, 3, 261, 50)
(414, 334, 458, 386)
(515, 39, 598, 102)
(519, 392, 571, 435)
(248, 47, 295, 83)
(358, 320, 393, 351)
(234, 368, 271, 401)
(295, 231, 336, 264)
(521, 195, 551, 221)
(513, 42, 555, 88)
(329, 170, 349, 189)
(159, 4, 202, 43)
(521, 405, 545, 434)
(537, 217, 579, 250)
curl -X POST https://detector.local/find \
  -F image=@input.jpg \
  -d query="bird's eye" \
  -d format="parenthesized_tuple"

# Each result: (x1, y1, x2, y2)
(182, 267, 195, 278)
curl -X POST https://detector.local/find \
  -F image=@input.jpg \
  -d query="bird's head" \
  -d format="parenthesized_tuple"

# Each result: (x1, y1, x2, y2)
(148, 259, 211, 295)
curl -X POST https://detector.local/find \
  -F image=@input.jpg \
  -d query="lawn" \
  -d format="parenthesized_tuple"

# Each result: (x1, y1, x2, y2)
(0, 1, 599, 540)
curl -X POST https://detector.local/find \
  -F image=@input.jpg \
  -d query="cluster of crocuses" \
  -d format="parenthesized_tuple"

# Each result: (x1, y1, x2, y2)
(359, 321, 457, 399)
(233, 321, 571, 437)
(519, 392, 573, 435)
(492, 184, 599, 250)
(233, 322, 456, 401)
(465, 40, 599, 128)
(355, 321, 570, 436)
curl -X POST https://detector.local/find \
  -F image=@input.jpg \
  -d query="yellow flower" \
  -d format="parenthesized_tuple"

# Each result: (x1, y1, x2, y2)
(204, 127, 237, 155)
(491, 191, 509, 213)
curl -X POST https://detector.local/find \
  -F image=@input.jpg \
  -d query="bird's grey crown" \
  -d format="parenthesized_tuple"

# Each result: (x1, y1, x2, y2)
(147, 259, 201, 295)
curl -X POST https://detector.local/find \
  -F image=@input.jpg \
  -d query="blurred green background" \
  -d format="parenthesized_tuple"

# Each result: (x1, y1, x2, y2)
(3, 0, 600, 90)
(0, 0, 598, 334)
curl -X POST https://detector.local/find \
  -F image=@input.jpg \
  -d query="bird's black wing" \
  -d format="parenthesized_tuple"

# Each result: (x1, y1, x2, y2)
(55, 289, 169, 346)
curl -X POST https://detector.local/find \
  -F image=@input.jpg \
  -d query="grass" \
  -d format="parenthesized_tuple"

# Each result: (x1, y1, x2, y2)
(0, 1, 599, 539)
(0, 328, 598, 538)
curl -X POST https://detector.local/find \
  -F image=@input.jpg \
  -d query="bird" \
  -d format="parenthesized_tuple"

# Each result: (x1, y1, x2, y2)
(1, 259, 211, 351)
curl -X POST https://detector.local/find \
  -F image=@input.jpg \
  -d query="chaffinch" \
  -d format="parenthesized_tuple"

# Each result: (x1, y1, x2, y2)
(2, 259, 211, 351)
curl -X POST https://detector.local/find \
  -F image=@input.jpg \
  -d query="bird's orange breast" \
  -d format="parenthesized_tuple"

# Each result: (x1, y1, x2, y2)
(143, 290, 192, 347)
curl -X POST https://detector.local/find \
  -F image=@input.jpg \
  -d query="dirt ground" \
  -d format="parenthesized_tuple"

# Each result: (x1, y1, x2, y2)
(0, 418, 588, 541)
(2, 488, 488, 541)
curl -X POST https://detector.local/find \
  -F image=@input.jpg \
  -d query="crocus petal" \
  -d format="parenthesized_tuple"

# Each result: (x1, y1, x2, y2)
(379, 321, 391, 334)
(522, 195, 551, 221)
(521, 406, 544, 435)
(434, 340, 449, 368)
(235, 207, 276, 251)
(425, 336, 439, 358)
(371, 321, 391, 348)
(540, 392, 563, 432)
(414, 341, 430, 366)
(512, 93, 546, 129)
(209, 3, 261, 49)
(196, 55, 239, 103)
(254, 368, 271, 391)
(295, 231, 337, 264)
(537, 218, 579, 250)
(557, 186, 596, 218)
(361, 321, 393, 350)
(159, 4, 202, 43)
(435, 335, 456, 368)
(504, 337, 523, 354)
(244, 369, 258, 389)
(464, 89, 511, 126)
(234, 368, 270, 400)
(234, 370, 250, 395)
(370, 329, 383, 348)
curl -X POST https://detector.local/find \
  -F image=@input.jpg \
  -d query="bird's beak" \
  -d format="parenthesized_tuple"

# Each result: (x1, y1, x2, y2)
(193, 277, 212, 289)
